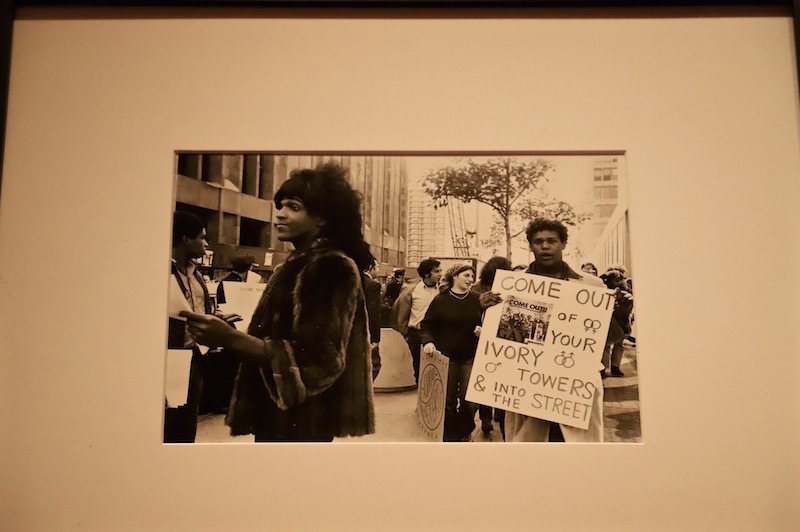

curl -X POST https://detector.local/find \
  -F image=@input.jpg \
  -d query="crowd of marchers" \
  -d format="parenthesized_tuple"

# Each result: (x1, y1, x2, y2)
(165, 162, 634, 444)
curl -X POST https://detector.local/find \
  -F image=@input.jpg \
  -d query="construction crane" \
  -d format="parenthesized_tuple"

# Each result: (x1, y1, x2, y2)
(447, 200, 471, 257)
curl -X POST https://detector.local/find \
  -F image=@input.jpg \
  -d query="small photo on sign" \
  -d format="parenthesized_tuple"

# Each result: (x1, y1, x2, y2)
(497, 296, 552, 345)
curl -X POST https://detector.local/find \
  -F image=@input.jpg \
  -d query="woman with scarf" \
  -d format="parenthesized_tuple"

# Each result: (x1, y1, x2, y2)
(181, 163, 375, 442)
(420, 264, 482, 442)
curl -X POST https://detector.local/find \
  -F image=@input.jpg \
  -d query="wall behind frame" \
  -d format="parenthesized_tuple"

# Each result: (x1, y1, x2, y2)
(0, 12, 798, 531)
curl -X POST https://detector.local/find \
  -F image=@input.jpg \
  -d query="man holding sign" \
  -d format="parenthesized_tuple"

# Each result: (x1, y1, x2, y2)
(472, 219, 610, 443)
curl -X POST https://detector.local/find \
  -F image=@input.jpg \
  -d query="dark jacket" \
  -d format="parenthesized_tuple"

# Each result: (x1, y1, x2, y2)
(215, 271, 245, 305)
(225, 239, 375, 441)
(362, 274, 381, 344)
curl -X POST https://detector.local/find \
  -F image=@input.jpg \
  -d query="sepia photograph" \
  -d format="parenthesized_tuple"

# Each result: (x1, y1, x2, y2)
(166, 152, 640, 444)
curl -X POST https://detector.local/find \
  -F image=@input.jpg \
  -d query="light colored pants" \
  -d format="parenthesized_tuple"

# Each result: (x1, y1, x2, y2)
(503, 375, 604, 442)
(602, 339, 625, 370)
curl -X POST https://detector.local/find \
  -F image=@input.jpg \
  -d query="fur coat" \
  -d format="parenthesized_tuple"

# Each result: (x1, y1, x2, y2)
(225, 239, 375, 441)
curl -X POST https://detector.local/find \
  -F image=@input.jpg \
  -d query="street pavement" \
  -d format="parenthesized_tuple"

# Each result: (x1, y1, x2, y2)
(196, 343, 641, 444)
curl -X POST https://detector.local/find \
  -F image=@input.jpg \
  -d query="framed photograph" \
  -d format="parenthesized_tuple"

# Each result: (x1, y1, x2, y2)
(1, 2, 798, 530)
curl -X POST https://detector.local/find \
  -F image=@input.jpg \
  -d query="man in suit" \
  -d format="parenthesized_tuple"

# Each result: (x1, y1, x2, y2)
(215, 256, 253, 304)
(363, 263, 382, 381)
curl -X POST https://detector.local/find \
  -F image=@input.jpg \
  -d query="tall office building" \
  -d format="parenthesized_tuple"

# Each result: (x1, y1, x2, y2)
(406, 182, 448, 267)
(592, 157, 621, 237)
(587, 156, 631, 274)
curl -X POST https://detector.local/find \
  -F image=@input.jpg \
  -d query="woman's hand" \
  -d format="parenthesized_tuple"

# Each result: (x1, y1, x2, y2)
(179, 311, 237, 348)
(474, 325, 482, 338)
(423, 342, 437, 354)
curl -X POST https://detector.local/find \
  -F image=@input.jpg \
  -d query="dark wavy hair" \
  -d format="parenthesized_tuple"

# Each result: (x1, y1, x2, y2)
(274, 163, 376, 271)
(417, 258, 441, 278)
(479, 256, 512, 286)
(525, 218, 569, 245)
(172, 210, 205, 248)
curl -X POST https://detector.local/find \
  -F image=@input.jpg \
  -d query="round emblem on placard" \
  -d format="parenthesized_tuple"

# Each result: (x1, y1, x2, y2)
(419, 363, 445, 431)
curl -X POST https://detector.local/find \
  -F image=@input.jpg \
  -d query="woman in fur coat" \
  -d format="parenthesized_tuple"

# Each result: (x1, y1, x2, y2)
(181, 163, 375, 441)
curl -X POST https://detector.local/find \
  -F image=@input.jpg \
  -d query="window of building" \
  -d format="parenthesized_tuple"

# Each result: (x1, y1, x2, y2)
(177, 154, 202, 179)
(259, 155, 276, 200)
(594, 204, 616, 217)
(240, 216, 271, 248)
(242, 155, 260, 196)
(593, 185, 618, 199)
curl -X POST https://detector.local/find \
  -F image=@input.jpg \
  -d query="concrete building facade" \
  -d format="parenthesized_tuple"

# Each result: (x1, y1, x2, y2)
(174, 153, 408, 279)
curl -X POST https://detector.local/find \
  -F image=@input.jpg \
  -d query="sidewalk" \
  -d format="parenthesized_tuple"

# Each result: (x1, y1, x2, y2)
(196, 344, 641, 444)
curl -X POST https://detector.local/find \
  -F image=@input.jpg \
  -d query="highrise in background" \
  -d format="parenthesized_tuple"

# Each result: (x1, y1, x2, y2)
(406, 181, 448, 267)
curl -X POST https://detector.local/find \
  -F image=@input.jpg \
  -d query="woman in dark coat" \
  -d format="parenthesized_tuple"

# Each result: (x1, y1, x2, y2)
(181, 163, 375, 441)
(420, 264, 482, 442)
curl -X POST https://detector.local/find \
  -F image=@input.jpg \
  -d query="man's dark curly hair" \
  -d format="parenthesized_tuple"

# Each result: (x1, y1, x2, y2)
(525, 218, 568, 245)
(417, 258, 441, 279)
(479, 256, 512, 286)
(274, 163, 376, 271)
(172, 210, 205, 248)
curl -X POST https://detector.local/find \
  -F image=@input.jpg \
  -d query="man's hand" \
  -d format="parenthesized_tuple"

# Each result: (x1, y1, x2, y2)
(179, 311, 237, 348)
(479, 291, 503, 310)
(215, 311, 243, 326)
(422, 342, 438, 354)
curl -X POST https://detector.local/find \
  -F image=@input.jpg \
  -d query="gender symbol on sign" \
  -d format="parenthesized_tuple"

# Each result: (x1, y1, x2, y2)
(485, 362, 501, 373)
(554, 351, 576, 368)
(583, 318, 602, 334)
(419, 363, 445, 431)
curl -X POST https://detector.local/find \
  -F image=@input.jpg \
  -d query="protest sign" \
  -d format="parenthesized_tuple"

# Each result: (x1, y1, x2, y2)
(216, 282, 266, 331)
(416, 349, 449, 441)
(165, 349, 193, 407)
(466, 270, 614, 430)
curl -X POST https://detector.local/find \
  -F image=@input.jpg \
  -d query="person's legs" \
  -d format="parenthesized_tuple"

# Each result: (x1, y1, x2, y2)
(405, 328, 421, 384)
(479, 405, 494, 433)
(164, 349, 204, 443)
(601, 343, 611, 375)
(610, 340, 625, 376)
(442, 360, 461, 441)
(560, 377, 604, 442)
(455, 361, 476, 440)
(503, 411, 549, 442)
(496, 409, 506, 440)
(371, 344, 381, 381)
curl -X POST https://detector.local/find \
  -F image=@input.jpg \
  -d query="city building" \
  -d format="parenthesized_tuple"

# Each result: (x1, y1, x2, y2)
(586, 156, 632, 276)
(173, 153, 408, 279)
(406, 180, 448, 267)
